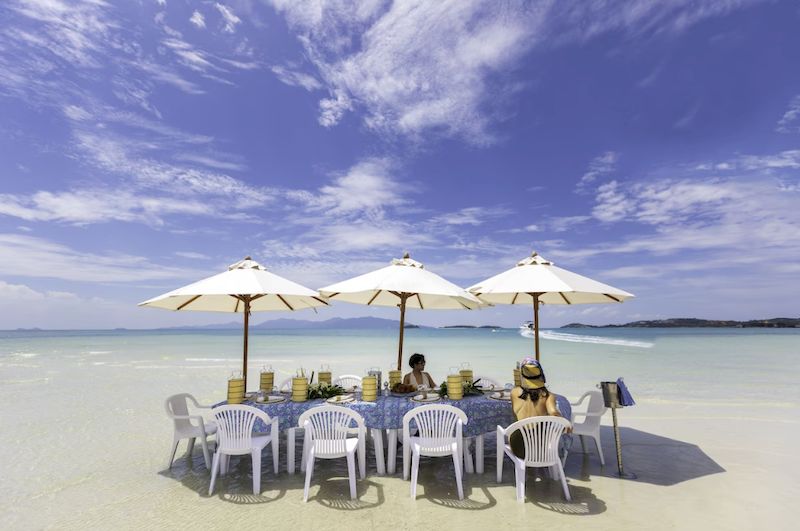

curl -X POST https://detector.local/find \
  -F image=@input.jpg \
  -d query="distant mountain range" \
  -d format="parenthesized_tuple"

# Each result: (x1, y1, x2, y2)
(164, 316, 428, 330)
(562, 318, 800, 328)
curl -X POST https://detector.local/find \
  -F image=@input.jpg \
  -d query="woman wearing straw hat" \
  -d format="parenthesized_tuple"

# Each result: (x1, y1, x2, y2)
(510, 357, 568, 458)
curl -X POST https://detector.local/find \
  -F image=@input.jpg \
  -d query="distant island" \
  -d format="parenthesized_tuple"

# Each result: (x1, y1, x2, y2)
(562, 318, 800, 328)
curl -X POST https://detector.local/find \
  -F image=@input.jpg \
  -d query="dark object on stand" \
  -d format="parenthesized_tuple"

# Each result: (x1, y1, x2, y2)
(600, 379, 637, 479)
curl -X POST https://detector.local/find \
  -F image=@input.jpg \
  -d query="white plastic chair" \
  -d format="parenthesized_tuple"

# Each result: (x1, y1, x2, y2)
(403, 405, 468, 500)
(333, 374, 362, 391)
(298, 405, 366, 502)
(165, 393, 217, 470)
(208, 405, 280, 496)
(569, 390, 606, 465)
(496, 416, 572, 502)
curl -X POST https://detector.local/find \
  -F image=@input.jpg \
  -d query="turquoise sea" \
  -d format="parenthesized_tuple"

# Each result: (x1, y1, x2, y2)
(2, 326, 798, 408)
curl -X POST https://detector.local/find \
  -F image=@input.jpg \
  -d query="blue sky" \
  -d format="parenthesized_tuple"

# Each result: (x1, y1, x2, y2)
(0, 0, 798, 329)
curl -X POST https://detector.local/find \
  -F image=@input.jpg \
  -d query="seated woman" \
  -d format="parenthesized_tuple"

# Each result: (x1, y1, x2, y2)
(509, 357, 567, 458)
(403, 353, 437, 389)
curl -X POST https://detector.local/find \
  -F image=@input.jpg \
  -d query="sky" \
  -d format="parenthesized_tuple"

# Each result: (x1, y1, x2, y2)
(0, 0, 799, 329)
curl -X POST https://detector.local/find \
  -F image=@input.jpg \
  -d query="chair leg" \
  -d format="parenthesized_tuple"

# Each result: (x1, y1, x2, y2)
(200, 437, 212, 470)
(496, 442, 504, 483)
(301, 431, 309, 473)
(387, 429, 398, 475)
(272, 433, 280, 474)
(476, 434, 484, 474)
(346, 451, 357, 500)
(410, 449, 420, 499)
(303, 448, 315, 502)
(287, 428, 296, 475)
(358, 436, 366, 479)
(220, 454, 230, 476)
(514, 462, 525, 502)
(187, 437, 196, 460)
(167, 439, 180, 469)
(403, 436, 411, 480)
(593, 434, 605, 466)
(556, 460, 571, 501)
(252, 449, 262, 495)
(579, 434, 586, 453)
(208, 452, 220, 496)
(452, 450, 464, 500)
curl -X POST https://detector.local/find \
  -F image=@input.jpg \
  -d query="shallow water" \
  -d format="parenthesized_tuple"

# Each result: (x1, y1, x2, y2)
(1, 327, 798, 528)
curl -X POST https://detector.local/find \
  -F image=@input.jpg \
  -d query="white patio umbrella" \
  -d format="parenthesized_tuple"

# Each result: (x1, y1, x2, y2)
(467, 251, 634, 361)
(139, 257, 328, 388)
(318, 253, 483, 370)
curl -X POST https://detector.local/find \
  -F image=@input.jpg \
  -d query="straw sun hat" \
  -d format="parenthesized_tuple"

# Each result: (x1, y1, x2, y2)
(519, 357, 546, 389)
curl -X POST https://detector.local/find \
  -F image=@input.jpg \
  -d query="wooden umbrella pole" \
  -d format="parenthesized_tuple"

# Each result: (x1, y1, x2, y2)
(243, 296, 250, 389)
(396, 294, 408, 371)
(533, 294, 540, 361)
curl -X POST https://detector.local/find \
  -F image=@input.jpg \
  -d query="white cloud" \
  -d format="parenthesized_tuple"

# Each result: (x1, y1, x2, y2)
(190, 10, 206, 29)
(297, 158, 406, 216)
(430, 207, 505, 227)
(547, 215, 592, 232)
(174, 251, 210, 260)
(271, 65, 322, 91)
(776, 94, 800, 133)
(0, 234, 205, 283)
(267, 0, 766, 143)
(578, 151, 618, 190)
(215, 3, 241, 33)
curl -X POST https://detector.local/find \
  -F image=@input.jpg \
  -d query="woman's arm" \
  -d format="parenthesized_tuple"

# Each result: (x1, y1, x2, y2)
(425, 372, 437, 388)
(545, 393, 562, 417)
(403, 373, 411, 385)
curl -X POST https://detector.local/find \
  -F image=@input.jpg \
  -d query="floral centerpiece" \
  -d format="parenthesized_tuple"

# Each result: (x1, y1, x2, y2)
(307, 382, 346, 399)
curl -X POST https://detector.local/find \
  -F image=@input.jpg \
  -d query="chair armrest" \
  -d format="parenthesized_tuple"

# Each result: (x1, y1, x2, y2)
(185, 395, 213, 409)
(169, 414, 205, 422)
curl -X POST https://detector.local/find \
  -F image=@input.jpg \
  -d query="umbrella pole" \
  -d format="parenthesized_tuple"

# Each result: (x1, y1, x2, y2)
(397, 294, 408, 371)
(243, 297, 250, 389)
(533, 294, 540, 361)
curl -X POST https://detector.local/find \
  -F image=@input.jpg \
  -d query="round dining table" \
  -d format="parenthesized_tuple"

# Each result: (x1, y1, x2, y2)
(226, 392, 572, 476)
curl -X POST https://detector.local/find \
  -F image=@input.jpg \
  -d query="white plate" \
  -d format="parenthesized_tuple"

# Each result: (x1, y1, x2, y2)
(411, 393, 441, 403)
(326, 394, 354, 404)
(256, 395, 286, 404)
(489, 392, 511, 401)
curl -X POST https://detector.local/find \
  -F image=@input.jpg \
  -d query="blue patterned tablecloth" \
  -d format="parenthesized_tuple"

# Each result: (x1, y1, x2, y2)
(218, 393, 572, 438)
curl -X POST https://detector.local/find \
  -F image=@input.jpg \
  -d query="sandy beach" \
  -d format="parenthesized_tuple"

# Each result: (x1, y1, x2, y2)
(1, 328, 797, 529)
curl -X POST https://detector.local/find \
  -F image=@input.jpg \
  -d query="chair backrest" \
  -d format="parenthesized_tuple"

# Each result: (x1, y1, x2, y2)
(576, 391, 607, 429)
(298, 405, 364, 456)
(165, 393, 194, 431)
(403, 404, 467, 444)
(333, 375, 362, 390)
(474, 375, 500, 390)
(212, 405, 271, 452)
(507, 416, 571, 467)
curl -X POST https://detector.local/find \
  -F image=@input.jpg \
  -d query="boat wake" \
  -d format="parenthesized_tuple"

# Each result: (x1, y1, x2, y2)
(519, 329, 654, 348)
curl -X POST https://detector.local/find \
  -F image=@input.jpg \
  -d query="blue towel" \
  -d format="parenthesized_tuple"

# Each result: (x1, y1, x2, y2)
(616, 377, 635, 407)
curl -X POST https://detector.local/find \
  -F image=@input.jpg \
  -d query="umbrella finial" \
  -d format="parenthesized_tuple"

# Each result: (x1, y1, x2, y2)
(403, 251, 410, 259)
(245, 256, 252, 260)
